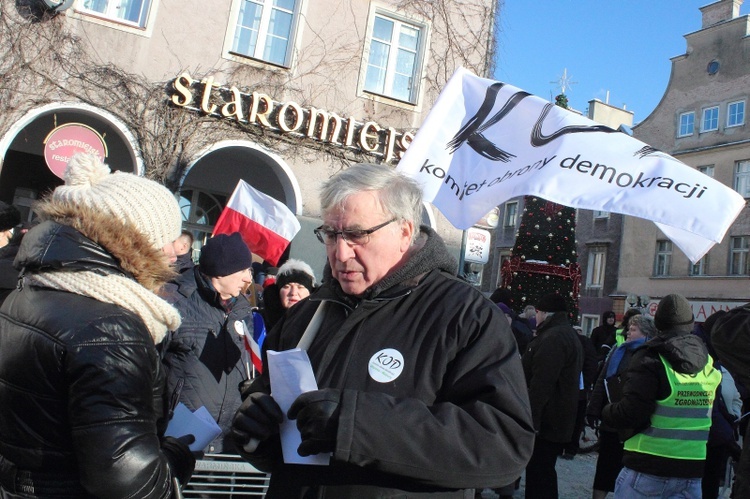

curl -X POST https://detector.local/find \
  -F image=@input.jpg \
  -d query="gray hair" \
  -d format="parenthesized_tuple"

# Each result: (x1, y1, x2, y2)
(320, 163, 423, 241)
(629, 315, 657, 339)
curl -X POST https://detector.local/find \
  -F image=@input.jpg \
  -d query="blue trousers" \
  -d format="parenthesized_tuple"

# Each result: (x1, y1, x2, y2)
(614, 467, 701, 498)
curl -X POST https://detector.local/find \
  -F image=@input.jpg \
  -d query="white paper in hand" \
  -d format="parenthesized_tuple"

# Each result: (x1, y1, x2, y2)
(267, 348, 330, 465)
(165, 403, 222, 452)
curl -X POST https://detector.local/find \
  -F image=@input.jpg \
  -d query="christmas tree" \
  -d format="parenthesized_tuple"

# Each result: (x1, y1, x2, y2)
(500, 93, 581, 324)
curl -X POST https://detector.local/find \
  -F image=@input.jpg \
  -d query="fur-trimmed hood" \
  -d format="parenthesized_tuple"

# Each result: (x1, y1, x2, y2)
(17, 200, 175, 293)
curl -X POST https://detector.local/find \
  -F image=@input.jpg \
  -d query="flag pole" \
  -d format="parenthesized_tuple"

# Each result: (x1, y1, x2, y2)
(457, 229, 467, 278)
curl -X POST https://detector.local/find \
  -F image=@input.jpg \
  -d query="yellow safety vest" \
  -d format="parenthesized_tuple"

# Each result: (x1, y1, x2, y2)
(624, 354, 721, 460)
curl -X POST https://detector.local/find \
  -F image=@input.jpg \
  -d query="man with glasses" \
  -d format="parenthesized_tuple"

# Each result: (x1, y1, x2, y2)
(231, 163, 534, 497)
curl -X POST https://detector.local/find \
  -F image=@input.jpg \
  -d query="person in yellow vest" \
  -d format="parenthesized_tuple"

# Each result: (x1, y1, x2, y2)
(601, 294, 721, 498)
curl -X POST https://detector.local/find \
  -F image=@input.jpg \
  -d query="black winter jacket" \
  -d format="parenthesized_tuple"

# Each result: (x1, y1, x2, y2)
(522, 311, 583, 442)
(0, 222, 177, 498)
(602, 329, 713, 478)
(243, 227, 535, 498)
(163, 266, 254, 453)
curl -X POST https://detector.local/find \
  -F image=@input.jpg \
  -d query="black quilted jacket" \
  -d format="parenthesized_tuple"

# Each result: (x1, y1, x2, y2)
(0, 222, 176, 498)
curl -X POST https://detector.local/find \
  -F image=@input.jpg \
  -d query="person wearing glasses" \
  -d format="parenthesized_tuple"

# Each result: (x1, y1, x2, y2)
(231, 163, 534, 498)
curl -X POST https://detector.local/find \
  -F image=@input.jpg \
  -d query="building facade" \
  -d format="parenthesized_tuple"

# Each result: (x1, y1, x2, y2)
(0, 0, 499, 278)
(626, 0, 750, 320)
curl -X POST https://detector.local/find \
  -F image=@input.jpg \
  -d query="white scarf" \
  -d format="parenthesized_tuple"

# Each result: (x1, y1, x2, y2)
(27, 270, 181, 344)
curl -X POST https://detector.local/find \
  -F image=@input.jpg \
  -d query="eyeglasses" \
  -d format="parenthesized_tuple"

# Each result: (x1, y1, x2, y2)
(314, 218, 397, 246)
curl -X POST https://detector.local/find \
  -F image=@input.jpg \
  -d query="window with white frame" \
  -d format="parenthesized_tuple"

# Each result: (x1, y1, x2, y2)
(678, 112, 694, 137)
(79, 0, 152, 27)
(690, 255, 708, 276)
(702, 106, 719, 132)
(654, 240, 672, 276)
(728, 101, 745, 128)
(730, 236, 750, 275)
(586, 247, 606, 288)
(581, 314, 599, 337)
(503, 201, 518, 227)
(698, 165, 715, 178)
(363, 12, 425, 103)
(230, 0, 298, 67)
(734, 160, 750, 198)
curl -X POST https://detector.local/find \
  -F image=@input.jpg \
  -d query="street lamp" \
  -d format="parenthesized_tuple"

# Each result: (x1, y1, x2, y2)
(626, 293, 650, 309)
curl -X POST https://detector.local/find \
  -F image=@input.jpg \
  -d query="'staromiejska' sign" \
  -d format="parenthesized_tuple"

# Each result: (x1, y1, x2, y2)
(170, 73, 413, 163)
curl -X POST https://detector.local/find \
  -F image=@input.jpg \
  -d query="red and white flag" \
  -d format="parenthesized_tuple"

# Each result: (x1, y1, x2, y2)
(213, 180, 300, 265)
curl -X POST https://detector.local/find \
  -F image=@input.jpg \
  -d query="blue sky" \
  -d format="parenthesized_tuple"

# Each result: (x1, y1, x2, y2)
(494, 1, 747, 124)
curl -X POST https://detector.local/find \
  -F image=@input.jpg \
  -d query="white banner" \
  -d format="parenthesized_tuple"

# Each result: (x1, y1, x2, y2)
(396, 67, 745, 263)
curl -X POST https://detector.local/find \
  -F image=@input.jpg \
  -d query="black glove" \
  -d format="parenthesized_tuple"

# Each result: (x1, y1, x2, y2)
(287, 388, 341, 457)
(238, 377, 266, 401)
(161, 435, 196, 486)
(231, 392, 284, 451)
(586, 415, 599, 429)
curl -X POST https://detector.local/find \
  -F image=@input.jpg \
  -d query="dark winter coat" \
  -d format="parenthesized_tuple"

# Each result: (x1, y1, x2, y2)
(711, 304, 750, 497)
(244, 227, 535, 498)
(590, 311, 616, 359)
(163, 265, 254, 453)
(522, 311, 584, 442)
(0, 230, 23, 305)
(587, 338, 646, 432)
(0, 222, 177, 498)
(601, 329, 713, 478)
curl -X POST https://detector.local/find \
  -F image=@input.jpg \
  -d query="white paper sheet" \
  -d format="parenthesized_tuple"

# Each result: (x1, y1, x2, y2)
(164, 403, 222, 452)
(267, 348, 330, 465)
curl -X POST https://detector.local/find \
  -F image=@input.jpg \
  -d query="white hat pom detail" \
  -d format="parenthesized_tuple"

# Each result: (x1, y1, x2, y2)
(64, 153, 111, 187)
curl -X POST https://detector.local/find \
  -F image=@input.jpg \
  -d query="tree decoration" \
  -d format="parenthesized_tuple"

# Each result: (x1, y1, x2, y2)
(500, 95, 580, 323)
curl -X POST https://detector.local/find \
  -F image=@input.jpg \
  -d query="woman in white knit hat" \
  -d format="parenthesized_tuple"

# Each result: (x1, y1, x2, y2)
(0, 153, 195, 497)
(260, 258, 317, 332)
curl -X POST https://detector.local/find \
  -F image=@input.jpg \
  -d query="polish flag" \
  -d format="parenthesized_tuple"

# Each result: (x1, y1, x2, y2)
(213, 180, 300, 266)
(246, 312, 267, 373)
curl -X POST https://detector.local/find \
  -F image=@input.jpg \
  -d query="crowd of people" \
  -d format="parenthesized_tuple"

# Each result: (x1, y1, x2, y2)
(0, 153, 748, 499)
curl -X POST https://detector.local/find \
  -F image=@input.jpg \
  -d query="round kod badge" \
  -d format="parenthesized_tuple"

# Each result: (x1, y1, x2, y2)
(368, 348, 404, 383)
(234, 320, 245, 336)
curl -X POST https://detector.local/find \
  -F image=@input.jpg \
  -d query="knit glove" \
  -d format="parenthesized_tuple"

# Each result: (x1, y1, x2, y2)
(231, 392, 284, 451)
(161, 435, 196, 487)
(287, 388, 341, 457)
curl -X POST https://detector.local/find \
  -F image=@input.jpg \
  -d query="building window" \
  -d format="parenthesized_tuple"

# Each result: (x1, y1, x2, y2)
(702, 106, 719, 132)
(363, 12, 425, 103)
(728, 101, 745, 128)
(79, 0, 152, 27)
(581, 314, 599, 337)
(594, 210, 609, 219)
(654, 240, 672, 276)
(586, 248, 606, 288)
(503, 201, 518, 227)
(690, 256, 708, 276)
(734, 160, 750, 198)
(230, 0, 299, 67)
(698, 165, 715, 177)
(678, 112, 694, 137)
(730, 236, 750, 275)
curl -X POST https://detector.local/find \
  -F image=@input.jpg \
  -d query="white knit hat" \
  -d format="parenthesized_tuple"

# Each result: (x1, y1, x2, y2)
(52, 153, 182, 249)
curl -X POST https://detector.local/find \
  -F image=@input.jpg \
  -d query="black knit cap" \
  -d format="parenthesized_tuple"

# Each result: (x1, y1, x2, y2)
(0, 201, 20, 232)
(654, 293, 694, 332)
(536, 293, 567, 313)
(199, 232, 253, 277)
